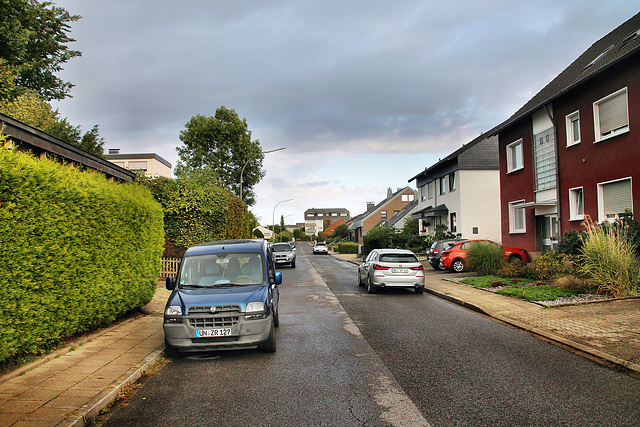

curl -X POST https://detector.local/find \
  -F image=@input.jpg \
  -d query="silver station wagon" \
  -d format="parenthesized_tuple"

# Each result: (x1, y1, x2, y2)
(357, 248, 425, 294)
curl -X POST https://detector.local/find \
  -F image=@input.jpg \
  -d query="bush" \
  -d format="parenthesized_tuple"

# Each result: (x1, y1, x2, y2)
(557, 230, 586, 256)
(496, 261, 528, 278)
(580, 217, 640, 297)
(466, 241, 505, 276)
(525, 251, 573, 282)
(336, 242, 359, 254)
(0, 148, 164, 363)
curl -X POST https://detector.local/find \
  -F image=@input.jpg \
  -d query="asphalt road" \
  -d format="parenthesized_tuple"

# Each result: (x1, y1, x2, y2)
(99, 245, 640, 426)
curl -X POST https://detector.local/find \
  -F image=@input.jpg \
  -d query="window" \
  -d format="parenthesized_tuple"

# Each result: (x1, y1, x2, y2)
(533, 128, 556, 190)
(402, 194, 415, 202)
(439, 177, 446, 195)
(569, 187, 584, 221)
(598, 178, 632, 222)
(380, 210, 387, 219)
(506, 139, 524, 173)
(594, 88, 629, 142)
(420, 186, 426, 202)
(566, 111, 581, 146)
(427, 182, 434, 199)
(128, 161, 147, 170)
(450, 213, 457, 233)
(509, 200, 526, 233)
(449, 172, 456, 192)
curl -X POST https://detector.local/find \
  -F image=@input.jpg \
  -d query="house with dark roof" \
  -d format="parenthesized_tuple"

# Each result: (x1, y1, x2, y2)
(304, 207, 350, 236)
(408, 132, 501, 241)
(492, 12, 640, 253)
(348, 187, 416, 243)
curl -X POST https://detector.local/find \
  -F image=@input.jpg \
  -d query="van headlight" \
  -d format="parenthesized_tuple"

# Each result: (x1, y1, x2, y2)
(165, 306, 182, 316)
(246, 302, 266, 320)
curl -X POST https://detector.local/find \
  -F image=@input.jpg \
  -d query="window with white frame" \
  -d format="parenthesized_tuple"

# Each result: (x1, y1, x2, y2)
(420, 185, 426, 201)
(509, 200, 526, 233)
(427, 182, 434, 199)
(449, 172, 456, 192)
(450, 213, 457, 232)
(568, 187, 584, 221)
(598, 178, 632, 221)
(128, 161, 147, 170)
(566, 111, 581, 146)
(380, 210, 387, 219)
(594, 88, 629, 142)
(506, 139, 524, 173)
(402, 194, 415, 202)
(439, 177, 446, 195)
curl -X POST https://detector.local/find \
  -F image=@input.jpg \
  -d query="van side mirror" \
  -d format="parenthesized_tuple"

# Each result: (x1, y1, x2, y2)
(274, 271, 282, 286)
(166, 276, 175, 290)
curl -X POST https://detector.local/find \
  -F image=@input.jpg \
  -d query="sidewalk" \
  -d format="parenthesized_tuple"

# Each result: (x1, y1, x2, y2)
(2, 256, 639, 426)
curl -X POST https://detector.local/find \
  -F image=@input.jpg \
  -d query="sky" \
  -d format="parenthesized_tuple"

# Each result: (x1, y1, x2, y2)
(51, 0, 640, 226)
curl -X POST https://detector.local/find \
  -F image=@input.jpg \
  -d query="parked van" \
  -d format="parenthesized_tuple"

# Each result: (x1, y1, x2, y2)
(163, 239, 282, 356)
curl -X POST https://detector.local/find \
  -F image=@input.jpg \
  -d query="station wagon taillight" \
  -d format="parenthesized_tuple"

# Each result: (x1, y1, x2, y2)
(372, 264, 390, 270)
(410, 265, 424, 270)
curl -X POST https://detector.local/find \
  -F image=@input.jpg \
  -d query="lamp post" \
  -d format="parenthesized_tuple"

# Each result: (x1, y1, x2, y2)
(272, 198, 292, 243)
(239, 147, 285, 203)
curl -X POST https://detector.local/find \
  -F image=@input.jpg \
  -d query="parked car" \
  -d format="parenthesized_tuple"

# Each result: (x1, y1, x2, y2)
(357, 249, 425, 294)
(439, 239, 531, 273)
(428, 238, 465, 270)
(272, 242, 296, 268)
(163, 239, 281, 356)
(313, 241, 329, 254)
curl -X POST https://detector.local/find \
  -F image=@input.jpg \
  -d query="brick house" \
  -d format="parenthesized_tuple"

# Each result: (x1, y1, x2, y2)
(348, 187, 416, 243)
(493, 12, 640, 253)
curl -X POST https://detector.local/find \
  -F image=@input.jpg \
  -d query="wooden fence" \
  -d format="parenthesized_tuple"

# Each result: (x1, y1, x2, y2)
(161, 257, 180, 278)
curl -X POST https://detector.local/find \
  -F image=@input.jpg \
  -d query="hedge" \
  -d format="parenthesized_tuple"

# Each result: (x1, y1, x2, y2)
(337, 242, 359, 254)
(0, 147, 164, 362)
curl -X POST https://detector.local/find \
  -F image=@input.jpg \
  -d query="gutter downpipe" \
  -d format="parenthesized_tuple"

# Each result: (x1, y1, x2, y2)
(543, 104, 562, 248)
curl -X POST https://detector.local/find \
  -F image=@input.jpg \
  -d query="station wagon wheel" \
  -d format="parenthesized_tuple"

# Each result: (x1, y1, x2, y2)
(367, 276, 377, 294)
(451, 259, 466, 273)
(357, 270, 364, 287)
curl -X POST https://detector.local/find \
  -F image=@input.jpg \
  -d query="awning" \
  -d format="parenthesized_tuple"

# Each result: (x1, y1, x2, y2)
(515, 200, 557, 209)
(411, 204, 449, 219)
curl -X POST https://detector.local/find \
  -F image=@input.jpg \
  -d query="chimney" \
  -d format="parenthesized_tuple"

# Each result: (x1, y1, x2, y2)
(108, 148, 120, 155)
(387, 188, 393, 199)
(366, 202, 375, 211)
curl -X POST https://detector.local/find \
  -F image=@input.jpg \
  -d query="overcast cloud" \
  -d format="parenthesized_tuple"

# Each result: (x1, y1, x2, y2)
(52, 0, 640, 225)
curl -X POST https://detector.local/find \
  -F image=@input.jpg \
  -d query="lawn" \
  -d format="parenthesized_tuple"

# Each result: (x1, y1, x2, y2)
(460, 276, 581, 301)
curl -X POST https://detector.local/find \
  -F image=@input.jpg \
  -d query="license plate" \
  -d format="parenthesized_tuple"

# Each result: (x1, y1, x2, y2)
(196, 328, 232, 338)
(391, 268, 408, 273)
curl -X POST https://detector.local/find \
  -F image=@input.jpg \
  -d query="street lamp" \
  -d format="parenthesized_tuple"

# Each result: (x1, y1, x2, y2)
(272, 198, 292, 243)
(239, 147, 285, 202)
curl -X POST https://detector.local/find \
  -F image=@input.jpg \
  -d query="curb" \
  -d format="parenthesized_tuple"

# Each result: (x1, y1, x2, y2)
(424, 288, 640, 375)
(58, 345, 166, 427)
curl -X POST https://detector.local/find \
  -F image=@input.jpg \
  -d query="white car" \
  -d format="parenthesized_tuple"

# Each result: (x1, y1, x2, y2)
(357, 248, 425, 294)
(312, 242, 328, 254)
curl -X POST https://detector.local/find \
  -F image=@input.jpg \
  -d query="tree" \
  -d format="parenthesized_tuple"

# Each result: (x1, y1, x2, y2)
(0, 0, 81, 101)
(176, 106, 265, 206)
(330, 223, 349, 241)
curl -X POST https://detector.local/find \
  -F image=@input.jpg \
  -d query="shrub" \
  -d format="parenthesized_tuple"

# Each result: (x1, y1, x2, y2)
(337, 242, 359, 254)
(525, 251, 572, 282)
(579, 216, 640, 298)
(0, 148, 164, 363)
(496, 260, 528, 278)
(466, 241, 505, 276)
(557, 230, 586, 256)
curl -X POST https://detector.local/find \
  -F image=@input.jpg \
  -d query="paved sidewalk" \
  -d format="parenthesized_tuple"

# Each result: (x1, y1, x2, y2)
(1, 255, 639, 426)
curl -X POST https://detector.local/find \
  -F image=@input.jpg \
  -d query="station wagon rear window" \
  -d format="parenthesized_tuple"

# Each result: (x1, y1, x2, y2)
(379, 254, 419, 263)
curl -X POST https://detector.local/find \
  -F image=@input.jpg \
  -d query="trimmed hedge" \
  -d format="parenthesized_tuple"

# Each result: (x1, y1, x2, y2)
(336, 242, 359, 254)
(0, 148, 164, 362)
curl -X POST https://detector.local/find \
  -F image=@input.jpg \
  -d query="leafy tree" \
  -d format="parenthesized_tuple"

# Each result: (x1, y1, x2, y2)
(253, 228, 264, 239)
(176, 106, 265, 206)
(362, 223, 394, 257)
(0, 0, 81, 101)
(330, 223, 349, 241)
(280, 214, 285, 231)
(293, 228, 305, 240)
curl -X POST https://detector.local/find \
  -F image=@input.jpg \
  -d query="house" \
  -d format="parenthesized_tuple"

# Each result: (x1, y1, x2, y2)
(304, 208, 350, 236)
(492, 12, 640, 253)
(0, 112, 135, 183)
(408, 133, 501, 241)
(323, 219, 347, 237)
(348, 187, 416, 243)
(388, 200, 418, 231)
(104, 149, 172, 178)
(253, 225, 273, 240)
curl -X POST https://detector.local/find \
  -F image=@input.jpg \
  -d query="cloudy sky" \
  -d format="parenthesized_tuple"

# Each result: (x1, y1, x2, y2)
(52, 0, 639, 226)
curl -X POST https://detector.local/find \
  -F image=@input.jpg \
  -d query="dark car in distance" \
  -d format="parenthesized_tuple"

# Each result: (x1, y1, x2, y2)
(163, 239, 281, 356)
(428, 238, 465, 270)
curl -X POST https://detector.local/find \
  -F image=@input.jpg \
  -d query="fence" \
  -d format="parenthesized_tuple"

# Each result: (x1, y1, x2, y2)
(161, 257, 180, 278)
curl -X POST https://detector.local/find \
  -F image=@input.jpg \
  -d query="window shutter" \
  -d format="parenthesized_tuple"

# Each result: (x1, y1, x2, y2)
(603, 180, 631, 216)
(599, 92, 628, 135)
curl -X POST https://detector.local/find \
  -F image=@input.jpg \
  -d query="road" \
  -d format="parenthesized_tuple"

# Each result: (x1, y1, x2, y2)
(100, 244, 640, 426)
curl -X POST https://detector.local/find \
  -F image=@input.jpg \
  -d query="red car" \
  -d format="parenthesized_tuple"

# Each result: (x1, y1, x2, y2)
(439, 239, 530, 273)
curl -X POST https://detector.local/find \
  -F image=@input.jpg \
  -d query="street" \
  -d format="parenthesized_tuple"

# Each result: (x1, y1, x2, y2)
(100, 244, 640, 426)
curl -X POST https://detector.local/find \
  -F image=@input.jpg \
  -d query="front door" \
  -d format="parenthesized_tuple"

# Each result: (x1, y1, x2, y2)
(541, 215, 559, 251)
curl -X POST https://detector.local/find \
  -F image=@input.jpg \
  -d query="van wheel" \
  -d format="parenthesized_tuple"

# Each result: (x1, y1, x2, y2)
(164, 339, 181, 358)
(451, 259, 466, 273)
(262, 319, 277, 353)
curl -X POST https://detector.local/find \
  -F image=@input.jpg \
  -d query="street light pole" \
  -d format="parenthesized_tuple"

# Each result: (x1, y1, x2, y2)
(272, 198, 292, 243)
(239, 147, 285, 203)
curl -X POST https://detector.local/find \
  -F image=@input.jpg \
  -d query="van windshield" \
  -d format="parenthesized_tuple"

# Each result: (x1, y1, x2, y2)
(178, 253, 264, 287)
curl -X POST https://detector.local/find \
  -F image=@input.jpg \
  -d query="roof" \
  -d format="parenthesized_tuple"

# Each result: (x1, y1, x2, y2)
(387, 200, 418, 227)
(493, 12, 640, 134)
(348, 186, 415, 230)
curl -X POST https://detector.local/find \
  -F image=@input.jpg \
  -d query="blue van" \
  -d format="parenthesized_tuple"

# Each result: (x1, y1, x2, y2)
(163, 239, 282, 356)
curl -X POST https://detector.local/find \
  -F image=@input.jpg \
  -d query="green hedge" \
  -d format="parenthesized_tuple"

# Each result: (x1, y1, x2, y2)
(336, 242, 359, 254)
(0, 148, 164, 362)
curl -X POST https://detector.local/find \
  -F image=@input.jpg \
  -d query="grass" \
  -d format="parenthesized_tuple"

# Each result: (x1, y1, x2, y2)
(495, 285, 579, 301)
(460, 276, 529, 289)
